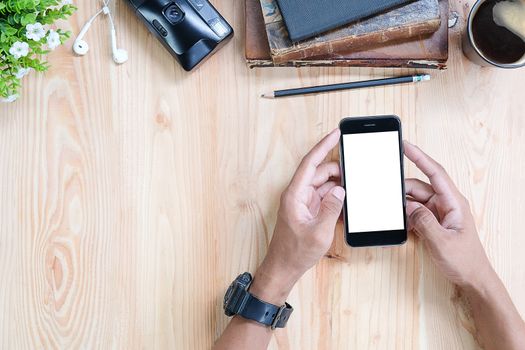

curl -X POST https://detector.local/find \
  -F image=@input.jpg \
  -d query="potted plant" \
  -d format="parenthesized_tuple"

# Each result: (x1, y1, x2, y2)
(0, 0, 76, 103)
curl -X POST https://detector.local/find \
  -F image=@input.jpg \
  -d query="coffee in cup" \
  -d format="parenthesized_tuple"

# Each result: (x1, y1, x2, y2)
(463, 0, 525, 68)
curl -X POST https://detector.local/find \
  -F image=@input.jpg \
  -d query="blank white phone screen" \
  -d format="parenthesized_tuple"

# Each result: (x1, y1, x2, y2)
(342, 131, 405, 233)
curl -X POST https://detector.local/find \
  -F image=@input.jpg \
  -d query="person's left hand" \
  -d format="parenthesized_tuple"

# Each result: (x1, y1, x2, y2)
(250, 129, 345, 305)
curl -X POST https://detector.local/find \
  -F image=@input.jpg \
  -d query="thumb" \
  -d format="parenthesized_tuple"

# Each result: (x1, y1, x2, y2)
(318, 186, 345, 227)
(409, 204, 443, 241)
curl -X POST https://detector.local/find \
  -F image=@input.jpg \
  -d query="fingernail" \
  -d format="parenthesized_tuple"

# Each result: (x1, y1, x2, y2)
(332, 187, 345, 201)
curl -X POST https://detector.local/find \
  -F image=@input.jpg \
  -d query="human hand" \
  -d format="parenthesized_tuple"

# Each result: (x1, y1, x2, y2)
(404, 141, 493, 288)
(250, 129, 345, 304)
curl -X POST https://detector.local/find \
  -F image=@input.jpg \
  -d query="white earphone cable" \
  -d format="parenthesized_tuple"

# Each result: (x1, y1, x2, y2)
(74, 0, 127, 63)
(102, 0, 115, 29)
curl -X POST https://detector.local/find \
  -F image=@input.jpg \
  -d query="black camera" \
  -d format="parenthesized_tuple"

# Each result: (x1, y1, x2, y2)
(127, 0, 234, 71)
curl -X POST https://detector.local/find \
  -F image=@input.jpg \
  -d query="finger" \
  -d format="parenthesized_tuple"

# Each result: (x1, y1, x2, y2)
(313, 161, 340, 187)
(406, 199, 419, 231)
(408, 204, 444, 242)
(405, 178, 434, 203)
(290, 129, 340, 189)
(317, 186, 345, 228)
(406, 198, 422, 216)
(317, 180, 338, 198)
(403, 141, 459, 196)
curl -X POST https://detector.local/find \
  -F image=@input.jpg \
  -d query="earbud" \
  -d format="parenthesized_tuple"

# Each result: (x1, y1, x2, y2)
(73, 39, 89, 55)
(73, 17, 96, 55)
(110, 27, 128, 64)
(112, 48, 128, 64)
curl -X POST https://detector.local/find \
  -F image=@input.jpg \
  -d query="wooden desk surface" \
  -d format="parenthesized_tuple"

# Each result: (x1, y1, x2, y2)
(1, 0, 524, 348)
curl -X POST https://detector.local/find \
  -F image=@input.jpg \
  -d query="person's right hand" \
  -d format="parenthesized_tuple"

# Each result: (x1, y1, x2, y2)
(403, 141, 492, 288)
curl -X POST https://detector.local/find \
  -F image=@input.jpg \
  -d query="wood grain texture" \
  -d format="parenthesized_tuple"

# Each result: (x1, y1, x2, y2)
(0, 0, 524, 349)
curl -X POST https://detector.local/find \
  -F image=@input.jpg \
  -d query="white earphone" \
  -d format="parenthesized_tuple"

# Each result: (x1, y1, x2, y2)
(73, 1, 128, 64)
(110, 26, 128, 64)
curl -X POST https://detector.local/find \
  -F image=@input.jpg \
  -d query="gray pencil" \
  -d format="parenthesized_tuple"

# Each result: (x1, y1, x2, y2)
(261, 74, 431, 99)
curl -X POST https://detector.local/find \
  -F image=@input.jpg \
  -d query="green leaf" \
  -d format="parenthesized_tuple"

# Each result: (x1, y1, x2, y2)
(21, 12, 37, 26)
(0, 0, 76, 100)
(3, 25, 17, 36)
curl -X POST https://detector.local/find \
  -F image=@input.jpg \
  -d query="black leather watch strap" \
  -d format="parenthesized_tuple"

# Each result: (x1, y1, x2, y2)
(238, 294, 293, 329)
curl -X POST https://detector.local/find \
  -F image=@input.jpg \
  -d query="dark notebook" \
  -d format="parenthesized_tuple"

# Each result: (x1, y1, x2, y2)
(275, 0, 414, 41)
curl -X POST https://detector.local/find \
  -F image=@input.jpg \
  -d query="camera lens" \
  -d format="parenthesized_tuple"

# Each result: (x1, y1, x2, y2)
(163, 3, 185, 25)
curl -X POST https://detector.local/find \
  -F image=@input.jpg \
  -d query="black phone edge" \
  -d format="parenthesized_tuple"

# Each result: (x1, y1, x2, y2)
(338, 115, 408, 248)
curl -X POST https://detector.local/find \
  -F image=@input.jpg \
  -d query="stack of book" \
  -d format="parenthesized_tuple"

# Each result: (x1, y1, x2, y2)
(246, 0, 449, 69)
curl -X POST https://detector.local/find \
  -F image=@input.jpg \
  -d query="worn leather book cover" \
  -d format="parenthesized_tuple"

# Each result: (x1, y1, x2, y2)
(276, 0, 413, 42)
(260, 0, 441, 64)
(246, 0, 448, 69)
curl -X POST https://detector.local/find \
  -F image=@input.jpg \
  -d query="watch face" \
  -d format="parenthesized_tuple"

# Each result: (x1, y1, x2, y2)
(223, 283, 235, 314)
(223, 273, 252, 317)
(238, 272, 251, 285)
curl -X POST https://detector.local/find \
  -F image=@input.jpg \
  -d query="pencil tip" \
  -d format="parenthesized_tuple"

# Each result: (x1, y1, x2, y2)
(261, 92, 274, 99)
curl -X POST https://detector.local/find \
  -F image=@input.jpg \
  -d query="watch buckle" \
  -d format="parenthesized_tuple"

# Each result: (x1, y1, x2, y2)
(270, 304, 286, 330)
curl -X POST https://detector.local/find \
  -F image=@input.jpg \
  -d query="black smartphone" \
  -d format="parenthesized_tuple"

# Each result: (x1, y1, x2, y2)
(339, 116, 407, 247)
(127, 0, 234, 71)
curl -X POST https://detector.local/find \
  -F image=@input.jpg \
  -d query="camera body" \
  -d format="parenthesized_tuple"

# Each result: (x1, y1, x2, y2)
(127, 0, 233, 71)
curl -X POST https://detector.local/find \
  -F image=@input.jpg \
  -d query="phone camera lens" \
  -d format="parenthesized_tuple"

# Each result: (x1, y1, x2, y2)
(163, 3, 185, 24)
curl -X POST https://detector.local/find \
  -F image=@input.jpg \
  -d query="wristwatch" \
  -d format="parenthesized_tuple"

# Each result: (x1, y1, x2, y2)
(223, 272, 293, 329)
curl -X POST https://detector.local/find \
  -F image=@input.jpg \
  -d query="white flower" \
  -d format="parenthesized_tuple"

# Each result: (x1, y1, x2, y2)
(1, 94, 19, 103)
(47, 30, 61, 50)
(25, 23, 46, 41)
(15, 67, 31, 79)
(9, 41, 29, 59)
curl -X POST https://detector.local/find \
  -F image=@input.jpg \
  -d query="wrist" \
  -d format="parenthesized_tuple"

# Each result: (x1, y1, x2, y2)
(461, 261, 498, 295)
(249, 262, 298, 305)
